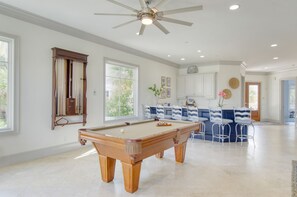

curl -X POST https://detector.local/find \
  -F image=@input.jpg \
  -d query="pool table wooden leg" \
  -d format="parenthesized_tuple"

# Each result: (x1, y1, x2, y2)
(121, 161, 142, 193)
(155, 151, 164, 159)
(99, 155, 116, 182)
(174, 141, 187, 163)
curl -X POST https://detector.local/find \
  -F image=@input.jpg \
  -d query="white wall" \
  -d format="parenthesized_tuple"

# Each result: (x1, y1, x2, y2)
(178, 63, 244, 108)
(266, 70, 297, 122)
(0, 14, 177, 158)
(246, 70, 297, 123)
(216, 64, 242, 108)
(245, 74, 269, 121)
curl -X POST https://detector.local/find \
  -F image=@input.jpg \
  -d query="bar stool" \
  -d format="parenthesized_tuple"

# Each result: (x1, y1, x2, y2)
(209, 107, 233, 143)
(171, 106, 182, 120)
(234, 107, 255, 145)
(156, 105, 165, 119)
(187, 106, 208, 140)
(144, 105, 151, 119)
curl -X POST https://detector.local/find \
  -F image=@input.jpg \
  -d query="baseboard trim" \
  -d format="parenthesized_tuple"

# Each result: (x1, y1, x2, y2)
(261, 119, 281, 124)
(0, 142, 90, 168)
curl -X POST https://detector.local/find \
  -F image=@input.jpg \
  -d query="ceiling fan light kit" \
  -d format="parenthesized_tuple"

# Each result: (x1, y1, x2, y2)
(141, 14, 153, 25)
(95, 0, 203, 35)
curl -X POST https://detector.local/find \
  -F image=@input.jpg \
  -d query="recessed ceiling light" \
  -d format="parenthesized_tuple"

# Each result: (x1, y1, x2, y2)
(197, 50, 202, 53)
(264, 67, 269, 69)
(136, 32, 140, 35)
(273, 57, 279, 60)
(271, 44, 278, 47)
(200, 55, 205, 58)
(167, 55, 171, 57)
(180, 58, 185, 61)
(229, 4, 240, 10)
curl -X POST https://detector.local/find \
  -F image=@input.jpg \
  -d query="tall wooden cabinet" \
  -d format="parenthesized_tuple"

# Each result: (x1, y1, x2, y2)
(51, 48, 88, 130)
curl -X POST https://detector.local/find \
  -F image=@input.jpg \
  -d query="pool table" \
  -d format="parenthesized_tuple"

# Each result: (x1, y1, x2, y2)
(78, 119, 200, 193)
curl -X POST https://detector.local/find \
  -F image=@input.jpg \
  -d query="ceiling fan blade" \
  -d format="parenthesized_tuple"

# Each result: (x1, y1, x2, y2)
(139, 0, 147, 9)
(106, 0, 139, 13)
(161, 5, 203, 15)
(113, 19, 138, 29)
(158, 17, 193, 26)
(153, 20, 170, 34)
(94, 13, 137, 16)
(139, 24, 146, 35)
(154, 0, 169, 9)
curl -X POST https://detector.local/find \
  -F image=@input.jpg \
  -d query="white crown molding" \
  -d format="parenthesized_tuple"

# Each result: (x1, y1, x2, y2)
(269, 67, 297, 75)
(218, 60, 243, 66)
(179, 60, 243, 68)
(245, 71, 270, 76)
(0, 2, 180, 68)
(246, 66, 297, 76)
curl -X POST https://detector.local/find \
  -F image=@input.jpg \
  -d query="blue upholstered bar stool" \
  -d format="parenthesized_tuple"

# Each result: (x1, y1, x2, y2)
(156, 105, 165, 119)
(171, 106, 182, 120)
(209, 107, 233, 143)
(234, 107, 255, 145)
(187, 106, 208, 140)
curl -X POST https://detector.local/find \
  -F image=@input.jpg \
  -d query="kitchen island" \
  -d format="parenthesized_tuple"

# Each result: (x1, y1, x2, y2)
(148, 106, 247, 142)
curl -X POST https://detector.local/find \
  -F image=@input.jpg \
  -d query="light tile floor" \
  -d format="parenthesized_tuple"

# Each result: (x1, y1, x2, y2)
(0, 125, 296, 197)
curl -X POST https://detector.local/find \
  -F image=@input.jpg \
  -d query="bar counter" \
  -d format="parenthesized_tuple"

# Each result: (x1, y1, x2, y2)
(149, 106, 247, 142)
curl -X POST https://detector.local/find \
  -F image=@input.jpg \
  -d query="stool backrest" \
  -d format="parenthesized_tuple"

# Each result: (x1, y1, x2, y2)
(144, 105, 151, 119)
(209, 107, 223, 123)
(234, 107, 252, 122)
(188, 106, 199, 122)
(172, 106, 182, 120)
(156, 105, 165, 119)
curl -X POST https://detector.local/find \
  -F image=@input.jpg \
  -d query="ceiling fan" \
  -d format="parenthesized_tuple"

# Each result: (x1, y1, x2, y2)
(94, 0, 203, 35)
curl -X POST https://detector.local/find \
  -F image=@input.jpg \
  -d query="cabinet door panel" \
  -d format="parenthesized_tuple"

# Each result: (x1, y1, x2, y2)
(185, 75, 195, 96)
(177, 75, 186, 99)
(203, 73, 216, 99)
(194, 74, 204, 96)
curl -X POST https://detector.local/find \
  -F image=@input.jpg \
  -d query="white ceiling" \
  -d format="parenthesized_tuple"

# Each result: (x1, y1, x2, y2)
(1, 0, 297, 72)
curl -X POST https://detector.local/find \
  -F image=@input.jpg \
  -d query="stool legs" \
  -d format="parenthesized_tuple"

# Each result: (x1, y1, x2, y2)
(211, 123, 231, 144)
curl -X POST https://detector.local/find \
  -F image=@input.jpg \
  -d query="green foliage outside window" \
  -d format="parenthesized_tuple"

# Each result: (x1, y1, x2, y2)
(105, 64, 136, 120)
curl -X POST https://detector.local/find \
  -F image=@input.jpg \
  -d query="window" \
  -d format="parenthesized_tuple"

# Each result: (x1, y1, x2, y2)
(0, 34, 18, 133)
(104, 59, 138, 121)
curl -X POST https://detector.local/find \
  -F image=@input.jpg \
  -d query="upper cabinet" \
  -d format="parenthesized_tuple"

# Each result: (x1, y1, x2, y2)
(177, 75, 186, 99)
(203, 73, 216, 99)
(177, 73, 216, 99)
(51, 48, 88, 130)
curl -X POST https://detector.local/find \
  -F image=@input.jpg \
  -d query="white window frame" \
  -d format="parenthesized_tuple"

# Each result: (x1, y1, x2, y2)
(0, 32, 19, 134)
(104, 58, 139, 123)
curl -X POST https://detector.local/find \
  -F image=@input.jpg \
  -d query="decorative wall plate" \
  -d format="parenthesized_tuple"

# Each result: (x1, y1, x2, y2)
(229, 78, 240, 89)
(223, 89, 232, 99)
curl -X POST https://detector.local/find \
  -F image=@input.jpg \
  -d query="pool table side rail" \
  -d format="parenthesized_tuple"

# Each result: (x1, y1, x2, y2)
(78, 123, 199, 163)
(78, 121, 199, 146)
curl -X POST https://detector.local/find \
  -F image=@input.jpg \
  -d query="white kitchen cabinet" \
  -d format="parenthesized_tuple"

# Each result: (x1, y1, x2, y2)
(203, 73, 216, 99)
(185, 75, 195, 96)
(194, 74, 204, 96)
(177, 74, 205, 98)
(177, 75, 186, 99)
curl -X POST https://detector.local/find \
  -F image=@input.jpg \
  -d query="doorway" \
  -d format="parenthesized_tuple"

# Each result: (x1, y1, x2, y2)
(282, 80, 296, 124)
(245, 82, 261, 121)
